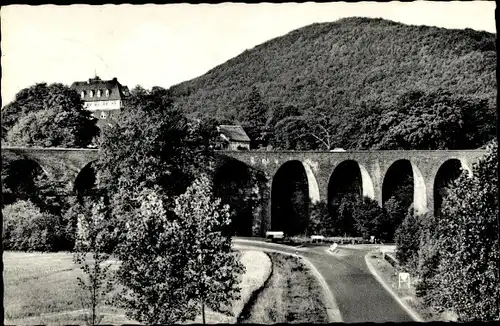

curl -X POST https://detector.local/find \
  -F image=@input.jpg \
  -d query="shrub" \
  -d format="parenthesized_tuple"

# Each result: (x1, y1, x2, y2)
(415, 237, 440, 300)
(382, 197, 407, 241)
(306, 200, 330, 235)
(394, 209, 425, 272)
(352, 196, 387, 240)
(2, 200, 64, 251)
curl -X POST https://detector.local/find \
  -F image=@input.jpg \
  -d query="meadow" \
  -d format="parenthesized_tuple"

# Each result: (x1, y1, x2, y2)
(3, 250, 272, 325)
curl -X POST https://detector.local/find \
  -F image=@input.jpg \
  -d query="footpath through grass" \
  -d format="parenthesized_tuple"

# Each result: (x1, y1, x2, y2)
(240, 252, 329, 324)
(3, 250, 272, 325)
(366, 249, 457, 322)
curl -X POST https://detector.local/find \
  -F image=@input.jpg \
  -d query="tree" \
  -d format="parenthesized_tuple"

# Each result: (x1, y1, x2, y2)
(414, 213, 440, 300)
(190, 115, 220, 152)
(265, 103, 301, 129)
(96, 86, 244, 323)
(329, 194, 405, 242)
(129, 85, 148, 97)
(114, 177, 244, 324)
(95, 86, 215, 250)
(3, 83, 98, 147)
(382, 197, 408, 241)
(2, 200, 64, 252)
(239, 86, 268, 148)
(270, 116, 314, 150)
(213, 163, 257, 237)
(73, 200, 114, 326)
(2, 83, 53, 132)
(301, 105, 340, 150)
(394, 209, 425, 272)
(422, 140, 498, 321)
(331, 193, 360, 237)
(289, 179, 310, 235)
(2, 159, 49, 205)
(173, 175, 245, 323)
(96, 87, 212, 200)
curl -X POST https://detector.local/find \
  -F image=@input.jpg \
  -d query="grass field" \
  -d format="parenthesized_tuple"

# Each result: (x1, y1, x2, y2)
(240, 252, 329, 324)
(3, 250, 272, 325)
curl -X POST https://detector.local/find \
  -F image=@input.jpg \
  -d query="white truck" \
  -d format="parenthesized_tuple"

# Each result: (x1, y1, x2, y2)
(310, 235, 325, 243)
(266, 231, 284, 242)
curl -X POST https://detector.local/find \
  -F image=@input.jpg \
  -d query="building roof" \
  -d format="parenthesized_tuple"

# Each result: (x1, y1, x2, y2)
(218, 125, 251, 142)
(70, 76, 130, 102)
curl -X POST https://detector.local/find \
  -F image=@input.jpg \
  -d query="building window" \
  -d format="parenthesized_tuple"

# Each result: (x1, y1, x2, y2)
(106, 89, 110, 97)
(97, 90, 102, 97)
(81, 91, 85, 98)
(100, 112, 107, 119)
(90, 90, 94, 98)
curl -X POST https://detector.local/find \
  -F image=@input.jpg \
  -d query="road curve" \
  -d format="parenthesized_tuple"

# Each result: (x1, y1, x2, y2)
(232, 239, 415, 323)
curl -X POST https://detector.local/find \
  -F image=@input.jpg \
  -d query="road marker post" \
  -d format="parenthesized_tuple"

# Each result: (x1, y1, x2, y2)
(398, 272, 411, 289)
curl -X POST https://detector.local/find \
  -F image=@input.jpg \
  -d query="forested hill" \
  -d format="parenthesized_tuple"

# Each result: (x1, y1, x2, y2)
(168, 17, 497, 150)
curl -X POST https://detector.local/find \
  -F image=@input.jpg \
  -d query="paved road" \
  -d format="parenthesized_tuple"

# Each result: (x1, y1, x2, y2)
(233, 239, 414, 323)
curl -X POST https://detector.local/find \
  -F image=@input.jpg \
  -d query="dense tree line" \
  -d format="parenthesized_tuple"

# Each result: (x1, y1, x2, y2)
(204, 86, 496, 151)
(395, 140, 498, 321)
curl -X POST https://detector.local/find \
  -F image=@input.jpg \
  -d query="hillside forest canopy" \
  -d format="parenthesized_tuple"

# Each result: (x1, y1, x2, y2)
(1, 18, 496, 151)
(168, 17, 496, 150)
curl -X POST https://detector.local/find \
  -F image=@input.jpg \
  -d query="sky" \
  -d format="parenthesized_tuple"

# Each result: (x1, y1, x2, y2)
(1, 1, 496, 106)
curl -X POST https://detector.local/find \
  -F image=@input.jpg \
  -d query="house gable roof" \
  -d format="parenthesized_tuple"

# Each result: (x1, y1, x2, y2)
(218, 125, 251, 142)
(70, 77, 129, 102)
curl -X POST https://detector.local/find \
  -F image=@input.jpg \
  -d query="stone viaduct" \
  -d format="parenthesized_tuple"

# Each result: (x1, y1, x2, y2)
(2, 147, 100, 193)
(216, 149, 486, 215)
(2, 146, 487, 234)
